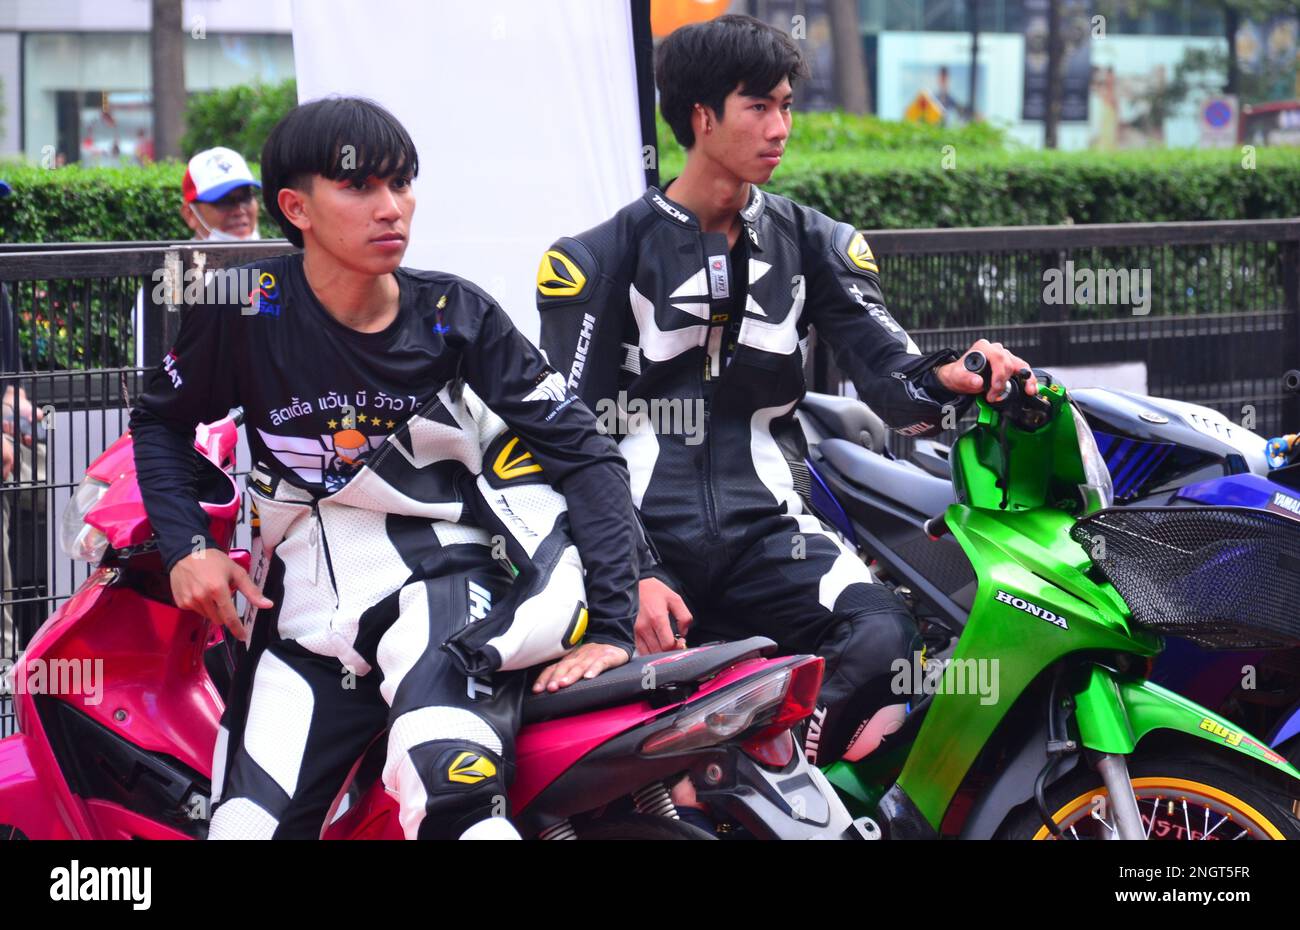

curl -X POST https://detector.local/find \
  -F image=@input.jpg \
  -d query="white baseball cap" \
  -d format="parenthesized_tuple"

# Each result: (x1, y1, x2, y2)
(182, 146, 261, 203)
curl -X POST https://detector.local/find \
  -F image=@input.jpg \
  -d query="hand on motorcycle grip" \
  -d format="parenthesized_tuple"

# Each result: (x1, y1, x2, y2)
(965, 351, 1030, 405)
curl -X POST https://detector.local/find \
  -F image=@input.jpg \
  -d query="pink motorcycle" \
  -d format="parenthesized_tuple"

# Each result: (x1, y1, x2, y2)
(0, 413, 861, 840)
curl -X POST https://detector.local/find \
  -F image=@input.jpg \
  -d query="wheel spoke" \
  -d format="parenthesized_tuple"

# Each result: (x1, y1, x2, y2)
(1202, 811, 1230, 840)
(1144, 796, 1160, 839)
(1061, 784, 1266, 842)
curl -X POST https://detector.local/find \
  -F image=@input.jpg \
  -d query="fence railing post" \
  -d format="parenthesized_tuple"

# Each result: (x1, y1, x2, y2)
(1284, 231, 1300, 431)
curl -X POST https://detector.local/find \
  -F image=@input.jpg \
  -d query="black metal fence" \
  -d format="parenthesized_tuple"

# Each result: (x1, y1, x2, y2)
(0, 240, 297, 735)
(2, 222, 1299, 734)
(813, 220, 1300, 452)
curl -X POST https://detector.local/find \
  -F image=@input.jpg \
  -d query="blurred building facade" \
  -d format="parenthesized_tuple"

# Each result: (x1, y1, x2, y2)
(2, 0, 1296, 160)
(0, 0, 294, 164)
(741, 0, 1299, 150)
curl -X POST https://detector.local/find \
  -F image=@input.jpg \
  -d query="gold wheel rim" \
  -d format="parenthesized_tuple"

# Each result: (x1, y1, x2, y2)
(1031, 776, 1286, 840)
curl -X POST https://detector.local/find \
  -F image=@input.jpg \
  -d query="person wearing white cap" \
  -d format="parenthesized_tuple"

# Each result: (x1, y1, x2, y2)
(134, 146, 264, 367)
(179, 146, 262, 242)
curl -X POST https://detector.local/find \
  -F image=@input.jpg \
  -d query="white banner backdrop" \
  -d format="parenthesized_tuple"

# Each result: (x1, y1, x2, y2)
(290, 0, 647, 341)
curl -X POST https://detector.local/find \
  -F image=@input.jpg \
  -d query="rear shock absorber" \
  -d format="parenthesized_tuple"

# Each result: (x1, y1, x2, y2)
(632, 781, 680, 820)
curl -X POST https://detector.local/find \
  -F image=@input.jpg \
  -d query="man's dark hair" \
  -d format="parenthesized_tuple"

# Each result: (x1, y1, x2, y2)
(260, 97, 419, 248)
(655, 14, 809, 150)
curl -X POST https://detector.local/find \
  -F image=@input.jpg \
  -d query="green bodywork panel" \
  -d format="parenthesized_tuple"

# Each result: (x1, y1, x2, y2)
(834, 384, 1300, 832)
(1076, 667, 1300, 778)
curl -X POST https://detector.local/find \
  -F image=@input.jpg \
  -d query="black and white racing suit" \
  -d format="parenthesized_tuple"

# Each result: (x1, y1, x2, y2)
(538, 185, 970, 765)
(131, 253, 639, 838)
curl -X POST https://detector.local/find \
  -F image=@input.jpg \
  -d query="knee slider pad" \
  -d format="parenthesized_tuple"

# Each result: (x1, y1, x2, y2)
(405, 739, 509, 840)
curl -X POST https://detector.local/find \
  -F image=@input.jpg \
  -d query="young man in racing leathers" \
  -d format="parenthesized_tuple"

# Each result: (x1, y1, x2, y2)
(537, 15, 1037, 772)
(131, 98, 641, 840)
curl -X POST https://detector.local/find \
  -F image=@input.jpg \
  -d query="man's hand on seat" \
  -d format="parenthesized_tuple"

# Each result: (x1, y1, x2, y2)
(635, 577, 692, 655)
(533, 642, 629, 693)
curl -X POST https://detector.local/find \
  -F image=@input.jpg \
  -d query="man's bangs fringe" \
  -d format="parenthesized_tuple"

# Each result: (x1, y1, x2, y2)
(318, 110, 419, 182)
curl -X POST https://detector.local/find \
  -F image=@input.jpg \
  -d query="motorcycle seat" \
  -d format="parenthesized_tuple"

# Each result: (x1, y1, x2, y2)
(820, 438, 956, 519)
(910, 439, 953, 481)
(800, 392, 889, 453)
(521, 636, 778, 723)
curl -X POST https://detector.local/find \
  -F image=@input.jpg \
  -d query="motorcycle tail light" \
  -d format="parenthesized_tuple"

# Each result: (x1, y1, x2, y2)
(640, 656, 824, 757)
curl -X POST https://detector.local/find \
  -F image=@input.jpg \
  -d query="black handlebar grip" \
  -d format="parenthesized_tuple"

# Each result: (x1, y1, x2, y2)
(964, 351, 990, 395)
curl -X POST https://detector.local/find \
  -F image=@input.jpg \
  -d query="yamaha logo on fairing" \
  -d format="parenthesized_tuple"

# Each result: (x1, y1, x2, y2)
(995, 590, 1069, 629)
(1270, 492, 1300, 518)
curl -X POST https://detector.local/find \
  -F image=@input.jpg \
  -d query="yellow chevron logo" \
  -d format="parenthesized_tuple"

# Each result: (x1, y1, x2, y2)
(493, 435, 543, 480)
(847, 231, 878, 273)
(537, 249, 587, 298)
(568, 607, 589, 647)
(447, 751, 497, 785)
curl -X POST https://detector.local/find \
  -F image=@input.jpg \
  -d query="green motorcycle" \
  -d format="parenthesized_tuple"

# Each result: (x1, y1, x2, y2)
(825, 353, 1300, 840)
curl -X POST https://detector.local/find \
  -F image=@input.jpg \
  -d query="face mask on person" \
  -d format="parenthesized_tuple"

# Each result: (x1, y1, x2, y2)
(207, 226, 261, 242)
(191, 208, 260, 242)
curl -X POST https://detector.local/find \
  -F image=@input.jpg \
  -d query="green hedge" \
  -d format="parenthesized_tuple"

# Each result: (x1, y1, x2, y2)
(0, 161, 289, 243)
(3, 146, 1299, 245)
(0, 162, 190, 242)
(654, 110, 1009, 160)
(761, 148, 1300, 228)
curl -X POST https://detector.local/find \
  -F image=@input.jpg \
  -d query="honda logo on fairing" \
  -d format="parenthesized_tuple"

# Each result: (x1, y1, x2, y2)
(995, 590, 1069, 629)
(568, 313, 595, 391)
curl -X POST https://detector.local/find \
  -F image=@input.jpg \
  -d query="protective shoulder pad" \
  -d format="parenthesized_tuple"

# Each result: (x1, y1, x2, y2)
(830, 221, 880, 277)
(536, 236, 598, 307)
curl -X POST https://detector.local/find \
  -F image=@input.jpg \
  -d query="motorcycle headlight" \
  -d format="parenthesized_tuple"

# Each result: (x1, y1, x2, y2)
(59, 476, 110, 562)
(1071, 404, 1114, 513)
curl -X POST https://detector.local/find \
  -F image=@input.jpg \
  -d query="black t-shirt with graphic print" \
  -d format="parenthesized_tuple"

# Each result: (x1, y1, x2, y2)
(129, 252, 638, 651)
